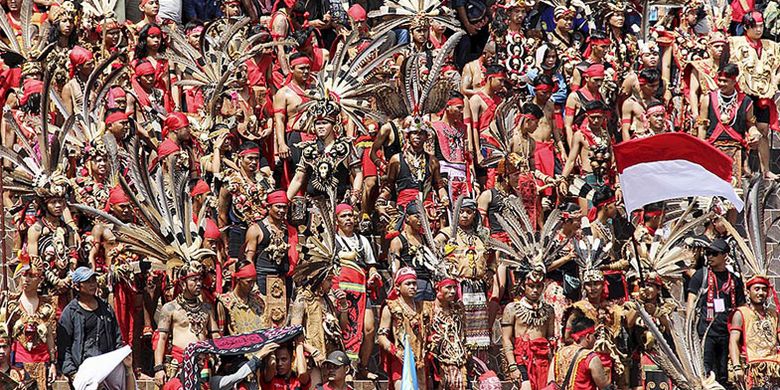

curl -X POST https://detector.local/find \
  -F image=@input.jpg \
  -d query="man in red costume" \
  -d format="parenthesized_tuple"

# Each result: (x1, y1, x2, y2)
(467, 65, 505, 173)
(548, 316, 612, 389)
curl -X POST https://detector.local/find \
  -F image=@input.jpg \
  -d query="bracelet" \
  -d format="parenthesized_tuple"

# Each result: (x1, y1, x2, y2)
(508, 364, 519, 372)
(311, 349, 321, 357)
(153, 364, 165, 373)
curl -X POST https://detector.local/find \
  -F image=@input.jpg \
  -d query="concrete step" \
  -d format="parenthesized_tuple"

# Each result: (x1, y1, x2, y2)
(52, 379, 524, 389)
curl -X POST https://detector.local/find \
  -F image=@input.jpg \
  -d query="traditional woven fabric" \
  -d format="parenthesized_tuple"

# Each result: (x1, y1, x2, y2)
(461, 281, 490, 349)
(181, 325, 303, 389)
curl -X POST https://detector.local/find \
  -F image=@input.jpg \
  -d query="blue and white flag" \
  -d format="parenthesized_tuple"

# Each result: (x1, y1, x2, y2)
(400, 334, 419, 390)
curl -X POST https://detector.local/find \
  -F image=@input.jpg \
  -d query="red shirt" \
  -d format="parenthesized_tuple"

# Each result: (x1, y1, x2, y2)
(261, 375, 310, 390)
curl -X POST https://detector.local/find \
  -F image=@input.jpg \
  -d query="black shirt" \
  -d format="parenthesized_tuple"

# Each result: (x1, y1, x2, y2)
(687, 267, 745, 338)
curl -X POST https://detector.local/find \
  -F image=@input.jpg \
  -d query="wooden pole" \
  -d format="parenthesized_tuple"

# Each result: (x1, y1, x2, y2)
(0, 164, 7, 292)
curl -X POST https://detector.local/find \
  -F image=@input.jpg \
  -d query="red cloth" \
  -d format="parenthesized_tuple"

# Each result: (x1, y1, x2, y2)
(534, 140, 556, 196)
(731, 0, 755, 22)
(336, 265, 367, 355)
(513, 337, 551, 390)
(475, 92, 502, 131)
(347, 4, 366, 20)
(261, 375, 310, 390)
(205, 218, 221, 239)
(571, 353, 600, 390)
(157, 139, 180, 159)
(162, 378, 182, 390)
(105, 184, 130, 211)
(12, 341, 49, 363)
(114, 280, 137, 345)
(184, 87, 204, 114)
(69, 46, 93, 78)
(286, 223, 299, 276)
(162, 112, 189, 138)
(396, 188, 420, 207)
(190, 179, 210, 197)
(105, 112, 128, 126)
(20, 79, 42, 106)
(267, 190, 289, 204)
(335, 203, 353, 215)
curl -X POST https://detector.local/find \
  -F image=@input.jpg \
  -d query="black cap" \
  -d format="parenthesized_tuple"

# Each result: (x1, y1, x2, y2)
(324, 351, 350, 366)
(707, 238, 730, 254)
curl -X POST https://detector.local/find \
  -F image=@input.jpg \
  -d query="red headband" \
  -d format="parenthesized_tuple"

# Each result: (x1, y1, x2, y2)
(585, 64, 605, 78)
(487, 71, 506, 78)
(436, 278, 458, 290)
(534, 83, 555, 92)
(147, 26, 162, 36)
(105, 184, 130, 211)
(718, 71, 737, 81)
(187, 26, 204, 36)
(571, 326, 596, 341)
(190, 179, 210, 197)
(135, 62, 155, 77)
(105, 112, 128, 125)
(266, 190, 289, 205)
(643, 209, 663, 217)
(290, 56, 311, 67)
(335, 203, 354, 215)
(751, 11, 764, 23)
(394, 267, 417, 286)
(69, 46, 93, 78)
(638, 75, 649, 85)
(162, 112, 189, 138)
(233, 263, 257, 279)
(347, 3, 366, 21)
(590, 38, 611, 46)
(646, 105, 666, 116)
(747, 275, 770, 288)
(238, 147, 260, 156)
(447, 97, 464, 106)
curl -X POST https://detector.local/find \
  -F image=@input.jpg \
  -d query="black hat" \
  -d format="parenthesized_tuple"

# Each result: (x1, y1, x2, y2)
(707, 238, 730, 254)
(324, 351, 350, 366)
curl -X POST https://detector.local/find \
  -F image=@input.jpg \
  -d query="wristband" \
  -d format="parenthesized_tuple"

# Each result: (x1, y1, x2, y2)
(519, 364, 529, 381)
(154, 364, 165, 373)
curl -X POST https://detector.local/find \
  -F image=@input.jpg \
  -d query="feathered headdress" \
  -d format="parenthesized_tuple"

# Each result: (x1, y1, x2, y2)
(294, 200, 340, 289)
(573, 217, 612, 283)
(0, 0, 55, 77)
(486, 195, 568, 282)
(480, 96, 523, 172)
(162, 18, 295, 129)
(69, 137, 215, 269)
(0, 73, 70, 200)
(373, 31, 465, 125)
(638, 303, 726, 390)
(367, 0, 460, 35)
(721, 177, 780, 290)
(296, 31, 405, 135)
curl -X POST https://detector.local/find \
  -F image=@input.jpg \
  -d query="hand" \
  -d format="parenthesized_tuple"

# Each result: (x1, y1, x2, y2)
(558, 179, 569, 195)
(732, 367, 744, 383)
(509, 367, 522, 381)
(215, 132, 228, 149)
(123, 354, 133, 368)
(333, 288, 346, 301)
(312, 350, 326, 366)
(395, 348, 404, 361)
(47, 364, 57, 384)
(276, 144, 291, 160)
(377, 205, 391, 221)
(748, 129, 763, 147)
(257, 342, 280, 359)
(154, 370, 166, 387)
(464, 22, 478, 35)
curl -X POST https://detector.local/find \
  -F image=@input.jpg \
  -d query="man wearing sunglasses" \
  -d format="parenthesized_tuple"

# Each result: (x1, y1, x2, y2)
(686, 238, 745, 386)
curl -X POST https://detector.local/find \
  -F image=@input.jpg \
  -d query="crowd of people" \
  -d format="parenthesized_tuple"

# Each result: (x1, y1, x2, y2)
(0, 0, 780, 388)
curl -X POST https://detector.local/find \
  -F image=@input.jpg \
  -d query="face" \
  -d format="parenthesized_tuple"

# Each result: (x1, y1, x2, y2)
(146, 33, 161, 51)
(748, 284, 768, 305)
(175, 125, 192, 144)
(399, 278, 417, 298)
(524, 279, 545, 302)
(141, 0, 159, 16)
(314, 119, 335, 138)
(6, 0, 19, 12)
(586, 75, 604, 91)
(222, 1, 242, 17)
(747, 21, 765, 40)
(411, 26, 428, 45)
(139, 72, 155, 88)
(0, 342, 9, 363)
(641, 51, 659, 68)
(458, 207, 476, 228)
(46, 197, 65, 217)
(489, 75, 506, 92)
(587, 112, 605, 128)
(59, 18, 73, 36)
(544, 50, 558, 69)
(111, 202, 134, 222)
(584, 280, 604, 300)
(275, 348, 292, 376)
(709, 42, 725, 59)
(109, 119, 129, 139)
(647, 110, 666, 130)
(78, 276, 98, 296)
(91, 155, 108, 176)
(439, 284, 457, 302)
(592, 43, 609, 58)
(707, 250, 726, 268)
(608, 12, 625, 28)
(406, 214, 421, 231)
(324, 363, 347, 382)
(445, 103, 464, 122)
(556, 13, 574, 30)
(408, 129, 428, 149)
(509, 7, 526, 24)
(337, 211, 355, 232)
(269, 203, 288, 220)
(522, 116, 540, 134)
(236, 275, 255, 291)
(186, 29, 202, 47)
(291, 62, 311, 82)
(184, 274, 203, 296)
(639, 283, 660, 301)
(686, 9, 699, 25)
(717, 76, 737, 92)
(20, 270, 41, 292)
(105, 28, 121, 47)
(240, 152, 259, 173)
(604, 202, 617, 218)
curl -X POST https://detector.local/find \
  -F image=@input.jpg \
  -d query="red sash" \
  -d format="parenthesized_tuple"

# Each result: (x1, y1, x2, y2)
(475, 92, 501, 131)
(707, 91, 748, 148)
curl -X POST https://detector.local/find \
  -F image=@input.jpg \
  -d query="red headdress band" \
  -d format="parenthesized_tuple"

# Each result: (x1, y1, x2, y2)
(147, 26, 162, 36)
(105, 112, 128, 126)
(204, 218, 221, 240)
(290, 56, 312, 67)
(335, 203, 354, 215)
(238, 147, 260, 156)
(436, 278, 458, 290)
(571, 326, 596, 342)
(266, 190, 289, 205)
(190, 179, 210, 197)
(646, 105, 666, 116)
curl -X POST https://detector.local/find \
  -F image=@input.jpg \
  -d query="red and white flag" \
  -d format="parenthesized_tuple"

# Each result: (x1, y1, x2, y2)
(614, 133, 744, 212)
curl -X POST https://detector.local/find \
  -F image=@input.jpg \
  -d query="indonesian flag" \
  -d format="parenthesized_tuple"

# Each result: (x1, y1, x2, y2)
(614, 133, 744, 212)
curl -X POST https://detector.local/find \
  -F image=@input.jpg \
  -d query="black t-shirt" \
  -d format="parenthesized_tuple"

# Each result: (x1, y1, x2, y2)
(687, 267, 745, 338)
(81, 307, 102, 359)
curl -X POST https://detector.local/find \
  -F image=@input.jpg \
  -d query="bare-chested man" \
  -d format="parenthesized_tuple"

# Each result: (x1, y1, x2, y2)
(467, 65, 505, 170)
(61, 46, 94, 116)
(564, 63, 604, 146)
(530, 75, 566, 195)
(620, 68, 662, 141)
(153, 262, 219, 387)
(460, 41, 495, 97)
(502, 269, 555, 390)
(272, 52, 312, 171)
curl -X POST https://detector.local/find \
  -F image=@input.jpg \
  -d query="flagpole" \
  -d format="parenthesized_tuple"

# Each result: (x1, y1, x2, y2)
(0, 164, 7, 292)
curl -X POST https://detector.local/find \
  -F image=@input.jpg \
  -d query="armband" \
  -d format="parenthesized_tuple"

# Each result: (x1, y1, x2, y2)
(565, 106, 576, 116)
(620, 118, 632, 125)
(154, 364, 165, 373)
(519, 364, 529, 381)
